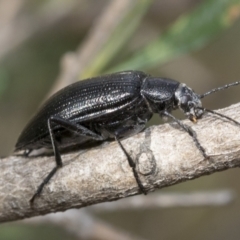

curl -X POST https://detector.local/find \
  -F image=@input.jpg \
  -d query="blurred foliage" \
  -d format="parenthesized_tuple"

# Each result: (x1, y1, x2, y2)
(0, 69, 9, 99)
(107, 0, 240, 73)
(0, 224, 76, 240)
(81, 0, 153, 78)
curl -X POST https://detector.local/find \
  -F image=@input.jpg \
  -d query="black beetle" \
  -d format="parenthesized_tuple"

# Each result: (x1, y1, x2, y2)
(15, 70, 240, 204)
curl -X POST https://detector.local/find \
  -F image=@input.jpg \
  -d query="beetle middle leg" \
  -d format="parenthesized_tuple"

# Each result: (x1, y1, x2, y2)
(30, 116, 104, 205)
(115, 136, 147, 195)
(108, 118, 148, 195)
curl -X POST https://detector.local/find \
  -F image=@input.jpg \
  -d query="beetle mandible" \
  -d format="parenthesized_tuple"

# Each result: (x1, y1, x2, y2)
(15, 70, 240, 204)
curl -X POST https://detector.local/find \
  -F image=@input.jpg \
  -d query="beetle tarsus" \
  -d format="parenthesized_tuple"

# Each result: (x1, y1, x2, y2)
(30, 166, 59, 206)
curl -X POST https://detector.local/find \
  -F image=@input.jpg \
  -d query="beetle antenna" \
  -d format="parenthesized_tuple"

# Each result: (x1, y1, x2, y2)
(199, 81, 240, 99)
(197, 107, 240, 127)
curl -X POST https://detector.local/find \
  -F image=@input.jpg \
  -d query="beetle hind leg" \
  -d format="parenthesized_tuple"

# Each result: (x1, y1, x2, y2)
(30, 166, 59, 205)
(30, 118, 63, 205)
(30, 116, 105, 205)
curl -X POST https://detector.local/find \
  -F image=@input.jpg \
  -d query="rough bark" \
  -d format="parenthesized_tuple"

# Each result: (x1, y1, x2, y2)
(1, 103, 240, 223)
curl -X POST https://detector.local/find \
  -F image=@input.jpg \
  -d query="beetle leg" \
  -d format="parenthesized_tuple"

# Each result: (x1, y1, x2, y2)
(23, 149, 32, 157)
(162, 111, 208, 159)
(115, 136, 147, 195)
(30, 116, 105, 205)
(49, 116, 104, 140)
(30, 117, 63, 205)
(97, 113, 148, 195)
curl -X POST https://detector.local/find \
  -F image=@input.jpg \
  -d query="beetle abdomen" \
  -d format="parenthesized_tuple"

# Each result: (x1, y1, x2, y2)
(15, 71, 148, 151)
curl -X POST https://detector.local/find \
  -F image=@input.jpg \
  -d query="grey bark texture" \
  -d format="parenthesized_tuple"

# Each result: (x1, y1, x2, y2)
(1, 103, 240, 223)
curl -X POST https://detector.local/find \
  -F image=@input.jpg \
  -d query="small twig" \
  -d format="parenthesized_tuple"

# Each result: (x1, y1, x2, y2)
(22, 190, 232, 240)
(0, 0, 80, 60)
(24, 209, 146, 240)
(50, 0, 137, 94)
(0, 103, 240, 223)
(90, 190, 234, 211)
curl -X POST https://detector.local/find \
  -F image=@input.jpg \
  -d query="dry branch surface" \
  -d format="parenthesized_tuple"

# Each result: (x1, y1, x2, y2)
(1, 103, 240, 223)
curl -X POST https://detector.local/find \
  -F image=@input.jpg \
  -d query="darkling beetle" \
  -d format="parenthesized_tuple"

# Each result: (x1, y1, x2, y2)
(15, 70, 240, 204)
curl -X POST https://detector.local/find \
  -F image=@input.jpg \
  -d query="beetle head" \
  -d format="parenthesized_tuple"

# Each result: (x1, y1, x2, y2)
(175, 83, 203, 122)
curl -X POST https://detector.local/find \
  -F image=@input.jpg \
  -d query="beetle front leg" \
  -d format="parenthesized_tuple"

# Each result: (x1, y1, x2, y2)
(162, 111, 208, 159)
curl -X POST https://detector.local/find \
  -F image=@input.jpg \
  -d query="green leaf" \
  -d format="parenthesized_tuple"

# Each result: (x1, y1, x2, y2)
(108, 0, 240, 72)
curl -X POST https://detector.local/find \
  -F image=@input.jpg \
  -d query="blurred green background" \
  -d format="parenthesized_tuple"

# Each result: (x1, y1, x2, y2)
(1, 0, 240, 239)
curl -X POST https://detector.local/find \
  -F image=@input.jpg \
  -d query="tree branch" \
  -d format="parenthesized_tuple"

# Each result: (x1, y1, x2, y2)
(1, 103, 240, 223)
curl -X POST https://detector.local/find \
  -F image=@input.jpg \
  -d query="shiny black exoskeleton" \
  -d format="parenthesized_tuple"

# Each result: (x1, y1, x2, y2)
(15, 70, 240, 204)
(16, 71, 203, 150)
